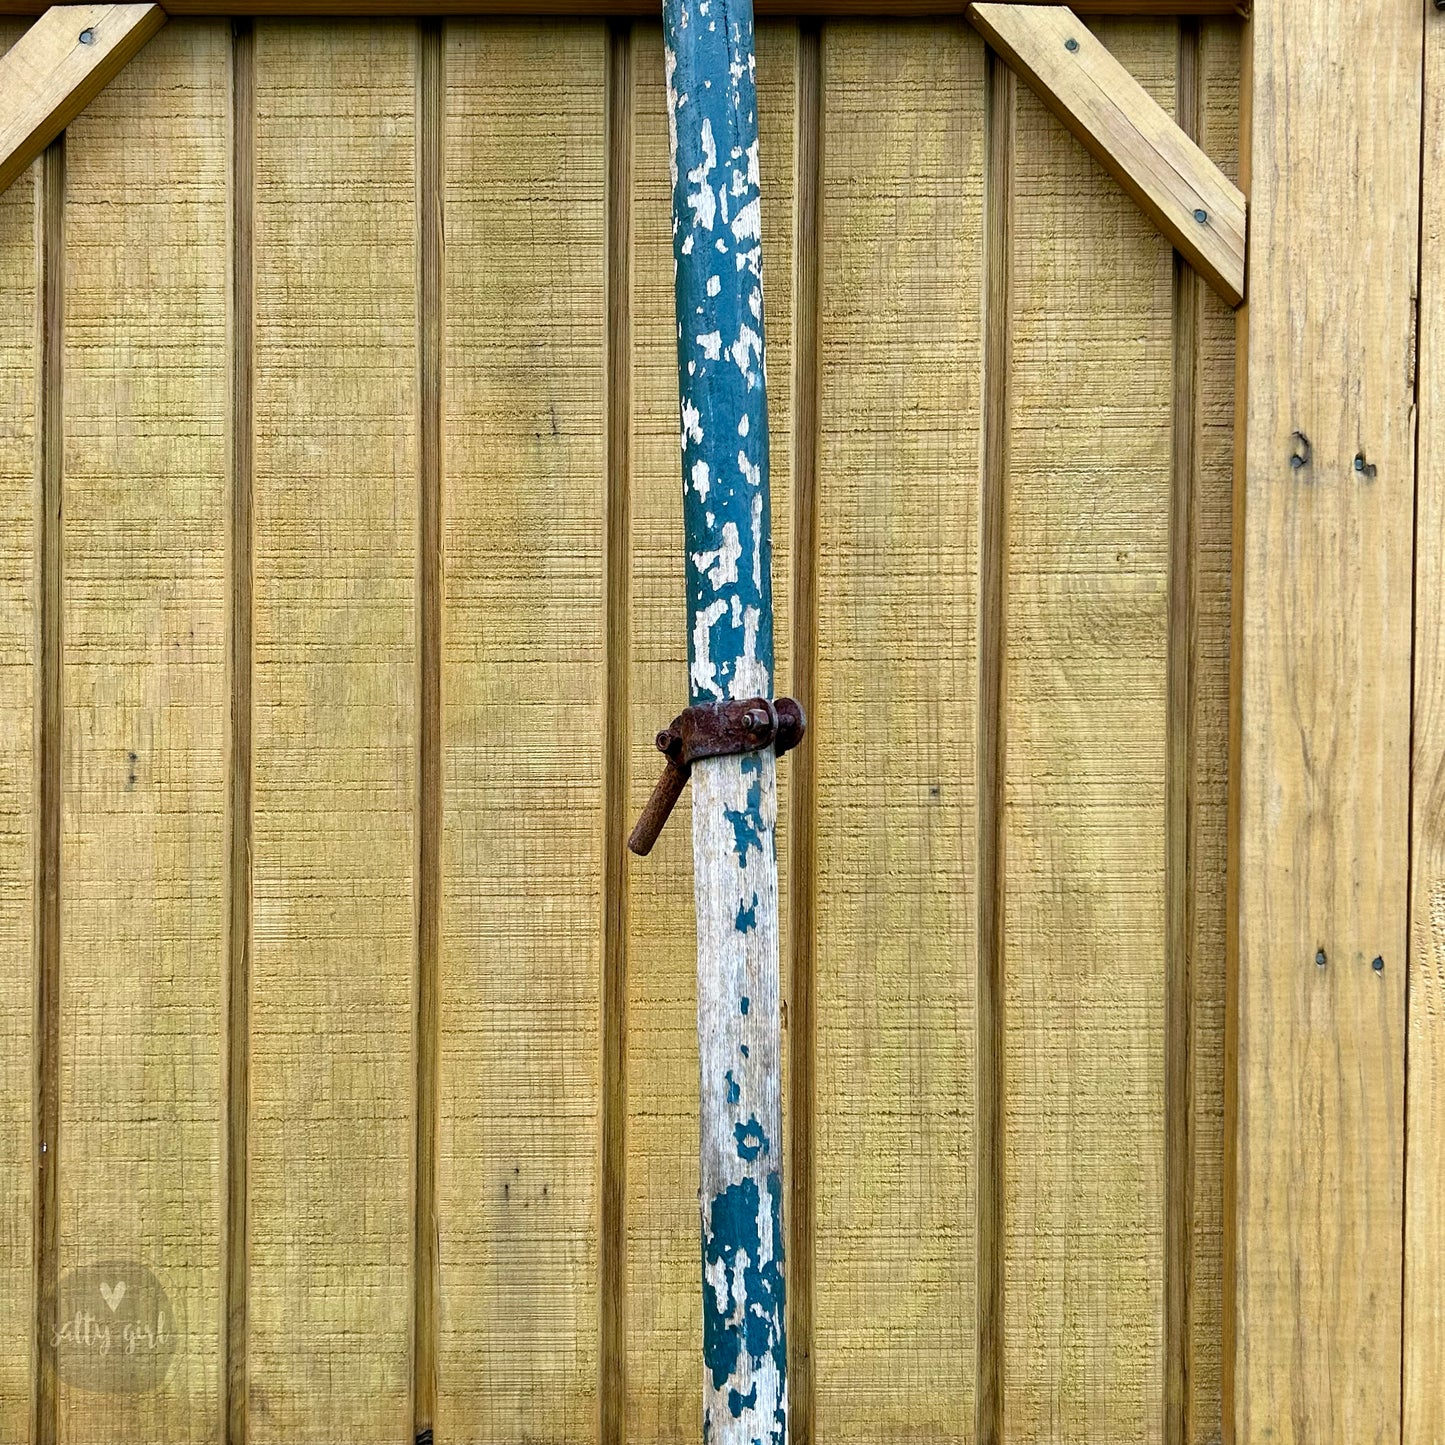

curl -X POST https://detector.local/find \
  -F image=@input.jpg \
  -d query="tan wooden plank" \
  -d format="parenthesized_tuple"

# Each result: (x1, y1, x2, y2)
(811, 21, 981, 1441)
(1405, 6, 1445, 1442)
(249, 22, 417, 1440)
(0, 3, 166, 196)
(1002, 20, 1174, 1442)
(969, 3, 1244, 306)
(623, 20, 795, 1439)
(1231, 0, 1421, 1438)
(1182, 20, 1238, 1443)
(0, 0, 1251, 18)
(435, 21, 606, 1444)
(52, 21, 227, 1441)
(0, 22, 36, 1442)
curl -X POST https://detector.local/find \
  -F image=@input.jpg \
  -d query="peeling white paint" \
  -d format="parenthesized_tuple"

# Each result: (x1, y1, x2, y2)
(729, 324, 762, 381)
(692, 521, 741, 589)
(690, 599, 728, 699)
(686, 117, 718, 231)
(682, 398, 704, 447)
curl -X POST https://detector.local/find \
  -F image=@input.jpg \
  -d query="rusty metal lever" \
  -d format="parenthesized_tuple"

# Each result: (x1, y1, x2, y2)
(628, 696, 806, 857)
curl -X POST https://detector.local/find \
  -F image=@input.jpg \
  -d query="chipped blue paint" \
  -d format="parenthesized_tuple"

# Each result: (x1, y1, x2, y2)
(728, 1382, 758, 1417)
(701, 1173, 787, 1442)
(723, 755, 765, 862)
(734, 1117, 768, 1162)
(665, 0, 787, 1438)
(665, 0, 774, 713)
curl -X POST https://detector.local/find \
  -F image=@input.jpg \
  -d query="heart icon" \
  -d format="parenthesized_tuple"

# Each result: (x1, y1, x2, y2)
(99, 1281, 126, 1314)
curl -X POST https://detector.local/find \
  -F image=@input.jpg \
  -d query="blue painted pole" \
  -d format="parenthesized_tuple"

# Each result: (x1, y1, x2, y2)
(661, 2, 788, 1442)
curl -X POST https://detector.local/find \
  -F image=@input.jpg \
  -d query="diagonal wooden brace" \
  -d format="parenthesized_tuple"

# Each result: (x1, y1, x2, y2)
(0, 3, 166, 197)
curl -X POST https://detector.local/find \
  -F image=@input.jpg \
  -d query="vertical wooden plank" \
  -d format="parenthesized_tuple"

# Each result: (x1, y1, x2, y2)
(436, 21, 606, 1444)
(249, 23, 416, 1440)
(622, 20, 795, 1439)
(1230, 0, 1419, 1437)
(55, 22, 228, 1442)
(812, 21, 980, 1442)
(1183, 20, 1238, 1445)
(1003, 20, 1173, 1443)
(0, 23, 35, 1444)
(1405, 8, 1445, 1443)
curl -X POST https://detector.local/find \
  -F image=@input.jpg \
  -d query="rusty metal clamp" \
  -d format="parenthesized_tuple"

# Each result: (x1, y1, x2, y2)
(628, 696, 806, 857)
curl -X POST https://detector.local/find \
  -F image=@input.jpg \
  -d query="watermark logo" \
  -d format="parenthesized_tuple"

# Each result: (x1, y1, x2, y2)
(55, 1262, 178, 1394)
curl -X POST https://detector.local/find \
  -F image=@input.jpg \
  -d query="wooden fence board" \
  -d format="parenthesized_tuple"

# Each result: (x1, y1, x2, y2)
(1003, 20, 1173, 1441)
(55, 23, 228, 1441)
(248, 23, 417, 1439)
(812, 22, 981, 1441)
(437, 21, 606, 1443)
(621, 21, 797, 1440)
(0, 23, 36, 1442)
(0, 19, 1259, 1439)
(1230, 0, 1420, 1438)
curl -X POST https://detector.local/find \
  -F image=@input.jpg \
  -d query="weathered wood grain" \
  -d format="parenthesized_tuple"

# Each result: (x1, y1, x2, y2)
(1230, 0, 1420, 1438)
(0, 3, 167, 198)
(0, 23, 36, 1443)
(248, 22, 417, 1439)
(968, 3, 1244, 307)
(1405, 6, 1445, 1442)
(55, 22, 228, 1442)
(622, 21, 796, 1441)
(812, 22, 981, 1441)
(1003, 20, 1173, 1442)
(436, 21, 607, 1443)
(660, 0, 794, 1433)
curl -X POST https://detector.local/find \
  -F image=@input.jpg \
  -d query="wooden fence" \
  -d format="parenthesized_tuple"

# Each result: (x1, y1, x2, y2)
(0, 15, 1240, 1443)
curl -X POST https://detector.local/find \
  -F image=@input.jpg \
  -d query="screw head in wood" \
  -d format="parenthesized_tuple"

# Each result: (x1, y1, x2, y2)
(1315, 949, 1327, 967)
(78, 27, 95, 43)
(1194, 208, 1208, 224)
(1372, 955, 1385, 973)
(1064, 36, 1080, 51)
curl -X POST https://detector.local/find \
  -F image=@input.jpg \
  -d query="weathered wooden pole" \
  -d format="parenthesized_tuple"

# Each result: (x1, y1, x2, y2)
(633, 2, 791, 1440)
